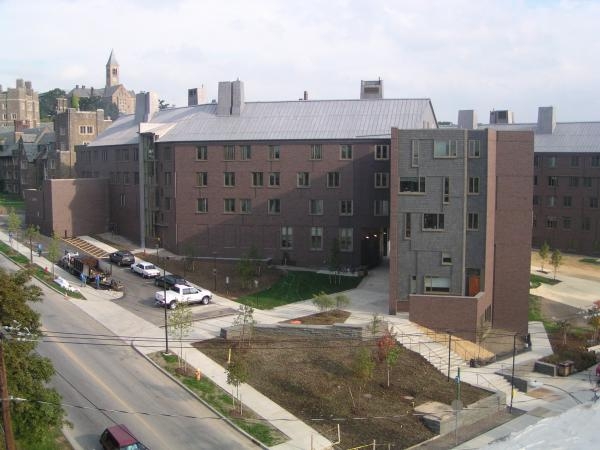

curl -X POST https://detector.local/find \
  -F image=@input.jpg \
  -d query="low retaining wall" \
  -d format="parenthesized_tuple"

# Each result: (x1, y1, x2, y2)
(534, 360, 557, 377)
(221, 322, 383, 340)
(417, 391, 506, 436)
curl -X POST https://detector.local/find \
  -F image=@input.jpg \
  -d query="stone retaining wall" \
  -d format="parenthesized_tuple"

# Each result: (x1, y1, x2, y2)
(220, 322, 386, 340)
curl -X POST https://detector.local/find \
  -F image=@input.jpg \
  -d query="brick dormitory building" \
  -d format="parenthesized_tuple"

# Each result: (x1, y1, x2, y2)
(24, 80, 533, 341)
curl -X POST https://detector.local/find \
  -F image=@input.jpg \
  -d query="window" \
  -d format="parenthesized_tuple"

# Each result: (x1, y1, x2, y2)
(134, 149, 139, 161)
(468, 140, 481, 158)
(399, 177, 426, 193)
(569, 176, 579, 187)
(590, 197, 599, 208)
(196, 146, 208, 160)
(102, 150, 108, 161)
(547, 196, 556, 207)
(534, 175, 538, 186)
(297, 172, 310, 187)
(281, 226, 293, 249)
(134, 172, 139, 185)
(340, 200, 353, 216)
(310, 144, 322, 160)
(548, 156, 556, 168)
(442, 252, 452, 265)
(240, 199, 252, 214)
(340, 144, 353, 160)
(374, 172, 389, 188)
(411, 140, 419, 167)
(375, 144, 389, 160)
(123, 172, 130, 185)
(339, 228, 353, 252)
(546, 217, 558, 228)
(309, 199, 324, 215)
(310, 227, 323, 250)
(123, 149, 130, 161)
(197, 198, 208, 213)
(269, 145, 280, 160)
(120, 193, 126, 207)
(410, 275, 417, 294)
(548, 176, 558, 187)
(534, 155, 541, 168)
(268, 172, 280, 187)
(327, 172, 340, 188)
(434, 140, 457, 158)
(196, 172, 208, 186)
(582, 217, 591, 231)
(563, 217, 572, 229)
(468, 177, 480, 194)
(224, 198, 236, 213)
(563, 196, 572, 207)
(592, 156, 600, 167)
(423, 213, 444, 230)
(252, 172, 264, 187)
(467, 213, 479, 230)
(584, 177, 592, 187)
(404, 213, 412, 239)
(164, 197, 171, 210)
(240, 145, 251, 160)
(268, 199, 280, 214)
(224, 145, 236, 160)
(374, 200, 389, 216)
(224, 172, 235, 187)
(533, 195, 539, 206)
(570, 156, 580, 167)
(424, 276, 451, 294)
(164, 172, 172, 185)
(443, 177, 450, 203)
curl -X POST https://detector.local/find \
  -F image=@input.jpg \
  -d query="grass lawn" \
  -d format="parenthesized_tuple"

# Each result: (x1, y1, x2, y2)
(530, 273, 560, 288)
(528, 295, 543, 321)
(236, 271, 362, 309)
(0, 192, 24, 210)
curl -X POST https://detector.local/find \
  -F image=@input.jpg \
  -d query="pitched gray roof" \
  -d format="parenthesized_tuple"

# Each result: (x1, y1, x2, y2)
(486, 122, 600, 153)
(90, 98, 437, 147)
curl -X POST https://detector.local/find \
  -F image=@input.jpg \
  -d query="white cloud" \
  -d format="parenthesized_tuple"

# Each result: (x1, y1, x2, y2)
(1, 0, 599, 122)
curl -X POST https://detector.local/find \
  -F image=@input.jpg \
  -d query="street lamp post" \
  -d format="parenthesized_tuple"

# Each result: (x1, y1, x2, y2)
(163, 257, 169, 354)
(212, 252, 217, 292)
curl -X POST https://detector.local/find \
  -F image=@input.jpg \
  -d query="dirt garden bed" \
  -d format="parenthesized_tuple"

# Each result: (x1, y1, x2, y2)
(194, 311, 493, 449)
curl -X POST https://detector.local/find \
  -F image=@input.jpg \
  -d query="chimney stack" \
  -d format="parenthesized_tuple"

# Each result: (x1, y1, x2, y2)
(489, 110, 514, 124)
(537, 106, 556, 134)
(303, 91, 308, 101)
(135, 91, 159, 124)
(188, 85, 207, 106)
(360, 79, 383, 99)
(217, 80, 245, 116)
(457, 110, 477, 130)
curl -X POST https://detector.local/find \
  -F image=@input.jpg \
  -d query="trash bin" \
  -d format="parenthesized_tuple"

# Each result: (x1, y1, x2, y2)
(558, 361, 573, 376)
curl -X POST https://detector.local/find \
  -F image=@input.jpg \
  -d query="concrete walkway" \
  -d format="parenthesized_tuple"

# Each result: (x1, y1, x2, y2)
(3, 230, 599, 449)
(530, 264, 600, 310)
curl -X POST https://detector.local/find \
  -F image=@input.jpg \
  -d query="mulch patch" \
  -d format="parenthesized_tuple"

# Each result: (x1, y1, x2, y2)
(194, 330, 491, 449)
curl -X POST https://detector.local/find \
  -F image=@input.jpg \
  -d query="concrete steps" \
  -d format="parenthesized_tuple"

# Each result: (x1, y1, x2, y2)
(62, 237, 109, 258)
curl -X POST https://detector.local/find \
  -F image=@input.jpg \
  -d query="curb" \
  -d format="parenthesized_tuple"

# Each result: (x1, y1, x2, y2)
(130, 343, 272, 449)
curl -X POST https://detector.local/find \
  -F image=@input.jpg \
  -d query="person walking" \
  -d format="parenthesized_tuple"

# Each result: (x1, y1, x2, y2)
(95, 273, 100, 289)
(37, 243, 43, 257)
(80, 272, 86, 287)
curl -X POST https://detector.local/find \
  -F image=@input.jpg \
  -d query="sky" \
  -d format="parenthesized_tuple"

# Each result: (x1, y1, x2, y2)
(2, 0, 599, 123)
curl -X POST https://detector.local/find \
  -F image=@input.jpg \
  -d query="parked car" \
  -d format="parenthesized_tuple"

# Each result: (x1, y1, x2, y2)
(155, 284, 213, 309)
(109, 250, 135, 266)
(131, 262, 160, 278)
(100, 424, 148, 450)
(154, 273, 189, 288)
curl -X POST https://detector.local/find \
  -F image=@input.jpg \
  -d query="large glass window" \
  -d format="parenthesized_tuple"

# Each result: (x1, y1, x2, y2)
(339, 200, 353, 216)
(310, 227, 323, 250)
(309, 199, 324, 215)
(374, 172, 389, 188)
(433, 140, 457, 158)
(268, 199, 280, 214)
(196, 172, 207, 187)
(327, 172, 340, 188)
(400, 177, 426, 193)
(339, 228, 353, 252)
(468, 213, 479, 230)
(224, 145, 236, 160)
(424, 276, 451, 294)
(197, 198, 208, 213)
(224, 172, 235, 187)
(269, 172, 280, 187)
(269, 145, 280, 160)
(224, 198, 236, 213)
(423, 213, 444, 230)
(297, 172, 310, 187)
(252, 172, 264, 187)
(310, 144, 322, 160)
(340, 144, 353, 160)
(240, 145, 251, 160)
(375, 144, 389, 160)
(281, 226, 293, 249)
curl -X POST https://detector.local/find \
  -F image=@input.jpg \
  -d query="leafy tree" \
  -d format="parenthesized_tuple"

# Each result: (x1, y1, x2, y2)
(0, 268, 65, 446)
(587, 300, 600, 343)
(350, 346, 375, 410)
(312, 291, 335, 312)
(47, 232, 61, 277)
(70, 95, 80, 109)
(168, 302, 193, 368)
(335, 293, 350, 309)
(550, 248, 562, 280)
(226, 352, 249, 414)
(538, 242, 550, 272)
(376, 328, 400, 387)
(556, 319, 571, 345)
(103, 102, 119, 120)
(38, 88, 67, 121)
(237, 249, 254, 289)
(24, 224, 40, 263)
(233, 305, 255, 347)
(369, 314, 383, 336)
(78, 95, 104, 112)
(7, 208, 22, 247)
(158, 99, 171, 110)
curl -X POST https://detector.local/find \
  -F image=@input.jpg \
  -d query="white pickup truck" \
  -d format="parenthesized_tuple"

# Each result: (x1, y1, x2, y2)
(155, 284, 213, 309)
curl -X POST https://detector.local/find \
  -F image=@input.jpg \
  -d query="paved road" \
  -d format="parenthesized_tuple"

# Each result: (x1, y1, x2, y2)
(0, 257, 258, 450)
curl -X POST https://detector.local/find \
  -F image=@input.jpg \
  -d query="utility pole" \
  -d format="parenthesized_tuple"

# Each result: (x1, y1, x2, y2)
(447, 330, 453, 382)
(0, 330, 17, 450)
